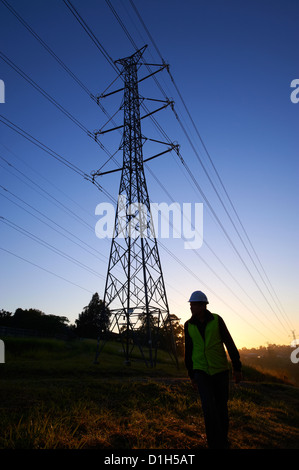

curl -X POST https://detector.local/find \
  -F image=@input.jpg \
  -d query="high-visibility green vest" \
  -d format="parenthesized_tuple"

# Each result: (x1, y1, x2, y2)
(188, 313, 228, 375)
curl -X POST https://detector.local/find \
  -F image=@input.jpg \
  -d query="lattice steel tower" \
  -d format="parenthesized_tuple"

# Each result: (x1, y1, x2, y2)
(93, 46, 178, 367)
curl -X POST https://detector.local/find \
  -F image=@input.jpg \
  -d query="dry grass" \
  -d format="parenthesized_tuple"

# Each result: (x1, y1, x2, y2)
(0, 337, 298, 449)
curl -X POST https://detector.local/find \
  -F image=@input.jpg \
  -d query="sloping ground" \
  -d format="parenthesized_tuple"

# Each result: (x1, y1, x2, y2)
(0, 376, 298, 449)
(228, 381, 299, 449)
(0, 338, 298, 449)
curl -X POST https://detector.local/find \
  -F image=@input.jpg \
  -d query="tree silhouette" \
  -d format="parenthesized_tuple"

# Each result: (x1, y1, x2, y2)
(134, 311, 184, 354)
(75, 293, 110, 339)
(0, 308, 70, 336)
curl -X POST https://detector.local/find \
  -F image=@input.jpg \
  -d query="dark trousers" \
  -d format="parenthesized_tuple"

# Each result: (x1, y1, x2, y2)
(193, 369, 229, 449)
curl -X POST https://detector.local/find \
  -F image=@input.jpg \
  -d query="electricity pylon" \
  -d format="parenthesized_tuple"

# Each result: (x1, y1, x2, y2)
(93, 46, 178, 367)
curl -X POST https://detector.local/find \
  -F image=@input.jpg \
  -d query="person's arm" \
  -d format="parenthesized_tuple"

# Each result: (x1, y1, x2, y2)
(218, 316, 242, 382)
(184, 321, 194, 379)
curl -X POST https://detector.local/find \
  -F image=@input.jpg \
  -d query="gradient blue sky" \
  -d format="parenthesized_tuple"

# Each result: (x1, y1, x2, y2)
(0, 0, 298, 348)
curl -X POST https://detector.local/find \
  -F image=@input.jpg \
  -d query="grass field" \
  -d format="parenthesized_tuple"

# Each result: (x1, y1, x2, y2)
(0, 337, 298, 449)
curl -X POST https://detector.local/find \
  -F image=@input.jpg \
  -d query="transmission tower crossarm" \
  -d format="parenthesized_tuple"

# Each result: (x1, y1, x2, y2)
(143, 146, 177, 163)
(99, 86, 125, 99)
(143, 97, 170, 104)
(138, 64, 168, 84)
(94, 99, 172, 139)
(140, 100, 173, 120)
(142, 63, 169, 68)
(91, 166, 122, 177)
(91, 143, 177, 177)
(94, 123, 124, 136)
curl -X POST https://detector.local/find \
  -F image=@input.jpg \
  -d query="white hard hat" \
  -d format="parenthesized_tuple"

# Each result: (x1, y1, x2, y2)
(188, 291, 209, 303)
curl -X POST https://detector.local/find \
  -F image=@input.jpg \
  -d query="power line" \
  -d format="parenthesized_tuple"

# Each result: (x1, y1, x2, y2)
(62, 1, 290, 339)
(62, 0, 119, 74)
(0, 155, 91, 231)
(0, 51, 91, 135)
(0, 50, 118, 164)
(0, 142, 96, 222)
(105, 0, 138, 50)
(124, 1, 293, 335)
(179, 147, 289, 335)
(0, 137, 283, 343)
(127, 0, 295, 333)
(94, 160, 283, 341)
(0, 154, 190, 317)
(2, 166, 271, 344)
(0, 113, 88, 178)
(141, 101, 289, 335)
(0, 216, 106, 280)
(128, 0, 162, 59)
(1, 0, 94, 98)
(0, 151, 234, 325)
(1, 2, 292, 342)
(0, 113, 114, 203)
(145, 169, 287, 342)
(0, 172, 127, 284)
(1, 0, 124, 147)
(146, 165, 278, 325)
(156, 240, 270, 343)
(0, 185, 107, 265)
(104, 0, 168, 101)
(171, 104, 294, 333)
(1, 1, 126, 167)
(0, 246, 94, 294)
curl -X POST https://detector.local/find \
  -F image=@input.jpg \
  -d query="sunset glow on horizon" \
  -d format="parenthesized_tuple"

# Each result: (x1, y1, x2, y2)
(0, 0, 298, 352)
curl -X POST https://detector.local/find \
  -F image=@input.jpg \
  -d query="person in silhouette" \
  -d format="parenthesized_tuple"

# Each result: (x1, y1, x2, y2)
(184, 291, 242, 449)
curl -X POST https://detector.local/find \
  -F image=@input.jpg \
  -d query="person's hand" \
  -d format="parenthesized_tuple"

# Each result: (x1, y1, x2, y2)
(233, 370, 242, 384)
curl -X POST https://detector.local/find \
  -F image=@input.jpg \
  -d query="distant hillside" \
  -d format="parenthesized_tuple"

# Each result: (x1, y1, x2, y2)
(240, 344, 299, 387)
